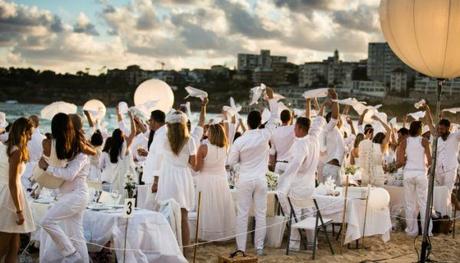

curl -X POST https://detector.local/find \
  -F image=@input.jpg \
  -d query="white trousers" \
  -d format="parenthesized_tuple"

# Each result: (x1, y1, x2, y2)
(322, 163, 342, 186)
(40, 189, 89, 263)
(403, 171, 432, 236)
(436, 170, 457, 196)
(235, 178, 267, 251)
(275, 162, 288, 189)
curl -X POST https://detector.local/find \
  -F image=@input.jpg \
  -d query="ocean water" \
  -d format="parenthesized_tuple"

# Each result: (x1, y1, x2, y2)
(0, 102, 222, 135)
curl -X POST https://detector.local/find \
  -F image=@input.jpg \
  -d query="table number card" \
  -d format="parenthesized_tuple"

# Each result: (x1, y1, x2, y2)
(123, 198, 135, 218)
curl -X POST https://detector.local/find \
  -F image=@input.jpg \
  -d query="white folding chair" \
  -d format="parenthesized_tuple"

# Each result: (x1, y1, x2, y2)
(286, 196, 335, 260)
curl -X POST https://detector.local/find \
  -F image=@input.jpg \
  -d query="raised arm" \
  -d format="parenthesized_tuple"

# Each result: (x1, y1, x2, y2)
(192, 144, 207, 172)
(346, 116, 356, 136)
(198, 97, 208, 128)
(373, 115, 392, 148)
(329, 89, 339, 120)
(358, 109, 369, 126)
(422, 138, 432, 168)
(423, 104, 436, 136)
(125, 111, 137, 150)
(305, 98, 311, 119)
(83, 110, 94, 128)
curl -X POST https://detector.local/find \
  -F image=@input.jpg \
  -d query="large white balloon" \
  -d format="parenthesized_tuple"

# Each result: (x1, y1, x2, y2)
(379, 0, 460, 79)
(134, 79, 174, 115)
(41, 101, 77, 120)
(368, 188, 390, 210)
(83, 99, 106, 121)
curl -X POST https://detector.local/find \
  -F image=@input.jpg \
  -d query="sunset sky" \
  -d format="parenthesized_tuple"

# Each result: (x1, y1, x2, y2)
(0, 0, 384, 74)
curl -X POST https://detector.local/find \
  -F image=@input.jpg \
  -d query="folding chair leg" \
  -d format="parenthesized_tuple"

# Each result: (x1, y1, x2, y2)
(312, 227, 318, 260)
(322, 223, 335, 255)
(286, 212, 292, 255)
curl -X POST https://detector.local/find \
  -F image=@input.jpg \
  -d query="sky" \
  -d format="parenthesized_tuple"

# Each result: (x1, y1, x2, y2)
(0, 0, 385, 74)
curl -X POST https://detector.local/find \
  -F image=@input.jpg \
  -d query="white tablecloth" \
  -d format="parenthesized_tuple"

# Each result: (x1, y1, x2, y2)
(383, 185, 450, 216)
(31, 201, 186, 263)
(314, 187, 392, 244)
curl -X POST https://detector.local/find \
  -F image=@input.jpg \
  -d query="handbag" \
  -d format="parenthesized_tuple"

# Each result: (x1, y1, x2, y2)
(30, 162, 64, 189)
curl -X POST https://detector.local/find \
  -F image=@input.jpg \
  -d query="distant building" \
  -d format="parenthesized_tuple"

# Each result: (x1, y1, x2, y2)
(367, 42, 416, 86)
(344, 80, 386, 98)
(390, 68, 408, 94)
(237, 50, 287, 71)
(415, 76, 460, 95)
(210, 65, 230, 78)
(298, 50, 358, 88)
(107, 65, 150, 87)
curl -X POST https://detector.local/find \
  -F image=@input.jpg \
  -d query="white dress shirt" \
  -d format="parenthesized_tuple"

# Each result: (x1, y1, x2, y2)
(131, 132, 149, 162)
(143, 125, 167, 183)
(325, 118, 346, 165)
(436, 131, 460, 174)
(28, 128, 45, 162)
(278, 117, 326, 198)
(270, 125, 295, 161)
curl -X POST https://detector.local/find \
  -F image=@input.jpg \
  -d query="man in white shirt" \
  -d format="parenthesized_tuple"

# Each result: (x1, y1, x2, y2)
(269, 109, 295, 181)
(425, 106, 460, 205)
(227, 88, 277, 256)
(23, 115, 45, 189)
(277, 90, 336, 250)
(322, 100, 346, 186)
(141, 110, 166, 209)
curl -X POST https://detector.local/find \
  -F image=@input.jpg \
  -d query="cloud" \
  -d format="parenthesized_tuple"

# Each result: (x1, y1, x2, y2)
(332, 5, 379, 33)
(73, 12, 99, 36)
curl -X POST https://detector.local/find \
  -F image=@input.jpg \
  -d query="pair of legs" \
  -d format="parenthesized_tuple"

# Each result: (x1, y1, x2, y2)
(235, 178, 267, 252)
(181, 208, 192, 257)
(403, 171, 432, 236)
(0, 232, 20, 263)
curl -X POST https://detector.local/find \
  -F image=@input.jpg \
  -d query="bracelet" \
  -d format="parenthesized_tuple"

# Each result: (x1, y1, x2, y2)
(16, 210, 22, 214)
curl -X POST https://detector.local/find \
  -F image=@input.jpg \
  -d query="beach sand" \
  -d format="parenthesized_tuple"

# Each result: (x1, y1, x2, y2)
(191, 223, 460, 263)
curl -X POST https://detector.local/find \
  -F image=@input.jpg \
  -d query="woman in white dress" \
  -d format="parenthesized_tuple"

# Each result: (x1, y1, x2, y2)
(101, 112, 136, 197)
(38, 113, 95, 263)
(88, 130, 104, 182)
(193, 123, 236, 241)
(359, 116, 391, 186)
(156, 110, 197, 254)
(0, 118, 36, 262)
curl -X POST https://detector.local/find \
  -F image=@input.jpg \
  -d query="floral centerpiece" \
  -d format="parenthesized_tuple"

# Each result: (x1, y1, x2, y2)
(124, 174, 136, 198)
(345, 165, 358, 175)
(266, 171, 279, 191)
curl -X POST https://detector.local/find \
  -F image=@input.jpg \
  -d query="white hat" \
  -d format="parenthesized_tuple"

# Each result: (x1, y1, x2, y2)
(0, 112, 7, 129)
(166, 110, 188, 124)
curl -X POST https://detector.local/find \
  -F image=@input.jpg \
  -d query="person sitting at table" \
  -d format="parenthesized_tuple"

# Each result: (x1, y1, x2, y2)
(100, 112, 136, 198)
(193, 122, 236, 241)
(397, 120, 432, 237)
(277, 89, 335, 251)
(155, 110, 197, 256)
(38, 113, 93, 262)
(227, 87, 278, 256)
(359, 115, 392, 187)
(0, 118, 36, 262)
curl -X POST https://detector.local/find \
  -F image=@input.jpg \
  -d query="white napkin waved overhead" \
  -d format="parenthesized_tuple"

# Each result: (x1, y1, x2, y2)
(184, 86, 208, 101)
(442, 107, 460, 114)
(302, 88, 328, 99)
(408, 111, 426, 121)
(250, 83, 266, 105)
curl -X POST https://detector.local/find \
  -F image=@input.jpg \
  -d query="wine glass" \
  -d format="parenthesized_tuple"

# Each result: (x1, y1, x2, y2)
(111, 190, 119, 207)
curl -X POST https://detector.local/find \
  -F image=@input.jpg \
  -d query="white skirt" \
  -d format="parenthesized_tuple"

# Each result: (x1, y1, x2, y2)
(156, 165, 195, 211)
(0, 183, 36, 233)
(196, 173, 236, 241)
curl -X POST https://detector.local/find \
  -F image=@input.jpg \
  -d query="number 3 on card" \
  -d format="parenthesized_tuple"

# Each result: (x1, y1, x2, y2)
(123, 198, 135, 218)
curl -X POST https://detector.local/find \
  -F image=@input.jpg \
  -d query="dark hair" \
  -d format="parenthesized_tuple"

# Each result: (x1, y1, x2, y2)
(364, 124, 373, 132)
(234, 131, 242, 141)
(325, 112, 332, 123)
(354, 133, 365, 148)
(51, 113, 77, 160)
(439, 119, 450, 128)
(409, 121, 422, 137)
(148, 130, 155, 149)
(91, 130, 104, 147)
(296, 117, 311, 132)
(373, 132, 385, 144)
(280, 110, 291, 124)
(102, 137, 112, 153)
(109, 129, 124, 163)
(151, 110, 165, 124)
(247, 111, 261, 129)
(398, 127, 409, 136)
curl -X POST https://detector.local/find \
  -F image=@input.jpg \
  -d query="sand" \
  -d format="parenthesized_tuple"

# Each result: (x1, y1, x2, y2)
(192, 224, 460, 263)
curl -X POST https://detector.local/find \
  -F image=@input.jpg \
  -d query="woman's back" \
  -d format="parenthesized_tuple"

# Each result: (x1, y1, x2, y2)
(405, 136, 426, 172)
(201, 143, 227, 176)
(163, 137, 195, 168)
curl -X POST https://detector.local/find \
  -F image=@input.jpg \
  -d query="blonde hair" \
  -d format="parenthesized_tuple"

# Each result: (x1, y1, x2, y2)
(167, 122, 190, 155)
(207, 124, 228, 148)
(7, 117, 33, 162)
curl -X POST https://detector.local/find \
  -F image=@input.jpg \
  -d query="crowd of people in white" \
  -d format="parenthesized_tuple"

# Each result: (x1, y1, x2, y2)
(0, 85, 459, 262)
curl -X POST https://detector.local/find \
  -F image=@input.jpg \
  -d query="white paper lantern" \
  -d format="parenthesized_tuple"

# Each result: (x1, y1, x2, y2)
(368, 187, 390, 210)
(379, 0, 460, 79)
(134, 79, 174, 115)
(83, 99, 106, 121)
(40, 101, 77, 120)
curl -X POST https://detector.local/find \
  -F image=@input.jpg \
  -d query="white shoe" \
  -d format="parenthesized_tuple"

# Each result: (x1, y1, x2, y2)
(256, 249, 265, 256)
